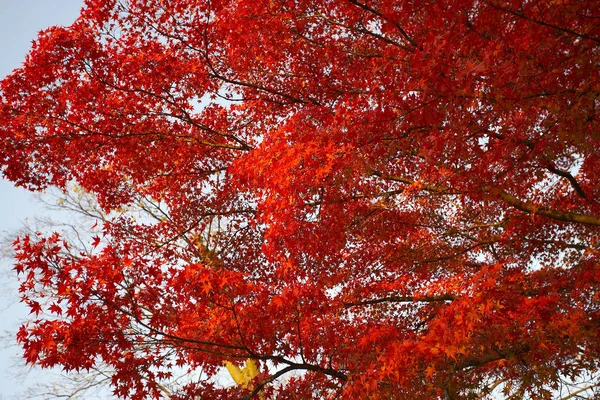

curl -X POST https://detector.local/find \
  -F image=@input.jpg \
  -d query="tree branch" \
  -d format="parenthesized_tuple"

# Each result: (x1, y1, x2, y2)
(545, 164, 587, 199)
(482, 0, 600, 44)
(240, 363, 347, 399)
(371, 171, 600, 226)
(344, 294, 456, 308)
(370, 171, 455, 193)
(346, 0, 420, 50)
(491, 188, 600, 226)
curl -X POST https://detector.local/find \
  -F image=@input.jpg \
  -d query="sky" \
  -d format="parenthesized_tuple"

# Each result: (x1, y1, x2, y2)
(0, 1, 85, 398)
(0, 4, 237, 398)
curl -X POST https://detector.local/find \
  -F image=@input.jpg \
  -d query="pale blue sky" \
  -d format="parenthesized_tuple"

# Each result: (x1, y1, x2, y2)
(0, 1, 84, 398)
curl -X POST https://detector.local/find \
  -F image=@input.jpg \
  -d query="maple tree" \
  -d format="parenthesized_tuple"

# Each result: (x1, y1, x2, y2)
(1, 0, 600, 398)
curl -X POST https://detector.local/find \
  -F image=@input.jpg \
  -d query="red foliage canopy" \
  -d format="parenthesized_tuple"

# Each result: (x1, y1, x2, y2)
(1, 0, 599, 398)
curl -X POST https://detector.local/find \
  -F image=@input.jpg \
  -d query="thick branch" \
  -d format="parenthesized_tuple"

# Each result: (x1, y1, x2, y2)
(492, 188, 600, 226)
(241, 363, 347, 399)
(372, 171, 600, 226)
(545, 164, 587, 199)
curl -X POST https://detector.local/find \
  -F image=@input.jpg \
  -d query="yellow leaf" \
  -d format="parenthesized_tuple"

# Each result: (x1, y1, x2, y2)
(224, 359, 261, 387)
(224, 361, 246, 385)
(244, 359, 260, 380)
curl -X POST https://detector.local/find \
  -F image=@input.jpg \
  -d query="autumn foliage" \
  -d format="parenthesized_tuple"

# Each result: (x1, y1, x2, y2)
(1, 0, 600, 398)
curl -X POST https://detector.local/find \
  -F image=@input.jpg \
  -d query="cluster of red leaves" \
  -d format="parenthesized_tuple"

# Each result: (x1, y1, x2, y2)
(2, 0, 600, 398)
